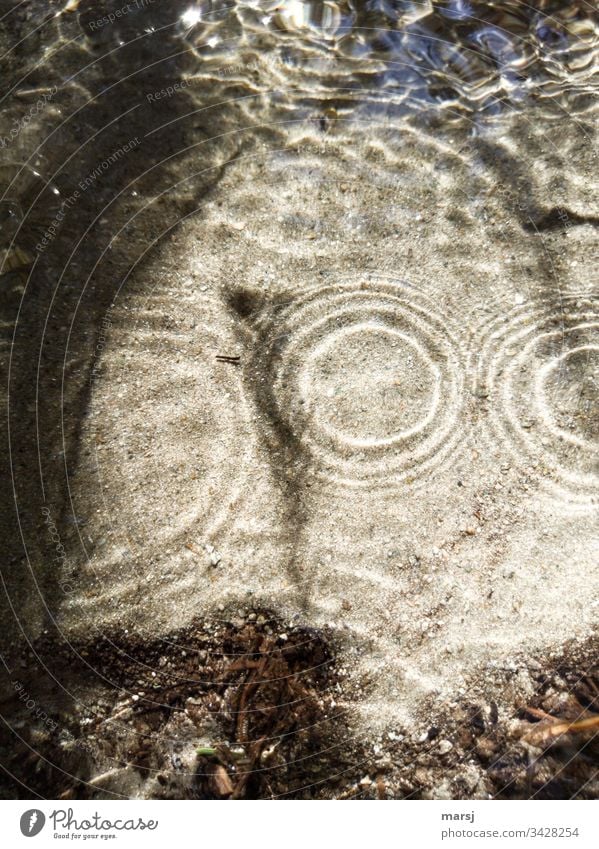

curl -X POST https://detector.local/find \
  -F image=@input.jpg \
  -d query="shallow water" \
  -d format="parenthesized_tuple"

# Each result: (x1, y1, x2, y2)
(0, 0, 598, 796)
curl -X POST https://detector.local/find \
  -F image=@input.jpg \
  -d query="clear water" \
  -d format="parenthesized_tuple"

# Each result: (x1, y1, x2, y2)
(0, 0, 597, 796)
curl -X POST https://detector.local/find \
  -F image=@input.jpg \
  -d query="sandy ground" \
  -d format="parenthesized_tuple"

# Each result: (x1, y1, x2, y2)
(0, 0, 597, 799)
(60, 108, 598, 734)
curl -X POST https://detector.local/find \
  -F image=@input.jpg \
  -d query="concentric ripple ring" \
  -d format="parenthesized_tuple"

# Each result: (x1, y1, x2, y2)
(472, 295, 598, 506)
(255, 277, 467, 489)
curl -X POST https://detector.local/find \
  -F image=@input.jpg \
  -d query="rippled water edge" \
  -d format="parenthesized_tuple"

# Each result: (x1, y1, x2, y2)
(0, 0, 597, 800)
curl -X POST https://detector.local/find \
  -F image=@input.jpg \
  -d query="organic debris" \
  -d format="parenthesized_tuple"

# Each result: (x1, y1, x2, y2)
(1, 614, 355, 800)
(498, 669, 599, 799)
(2, 624, 597, 800)
(194, 624, 340, 798)
(521, 708, 599, 747)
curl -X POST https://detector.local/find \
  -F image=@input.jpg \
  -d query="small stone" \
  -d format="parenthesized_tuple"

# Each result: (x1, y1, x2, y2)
(209, 550, 222, 567)
(438, 740, 453, 754)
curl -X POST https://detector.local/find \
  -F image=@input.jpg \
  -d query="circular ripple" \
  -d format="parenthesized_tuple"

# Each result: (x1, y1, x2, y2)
(255, 277, 466, 488)
(472, 295, 598, 506)
(538, 346, 598, 448)
(86, 291, 255, 555)
(302, 323, 440, 447)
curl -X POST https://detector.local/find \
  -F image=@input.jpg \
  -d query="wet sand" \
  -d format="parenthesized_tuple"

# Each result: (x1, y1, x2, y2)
(0, 0, 597, 799)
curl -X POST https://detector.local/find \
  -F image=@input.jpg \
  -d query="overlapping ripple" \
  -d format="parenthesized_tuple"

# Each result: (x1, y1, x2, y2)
(471, 294, 598, 507)
(252, 276, 467, 488)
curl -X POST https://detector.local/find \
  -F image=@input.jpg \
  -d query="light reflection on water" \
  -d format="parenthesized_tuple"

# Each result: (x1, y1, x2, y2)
(0, 0, 596, 366)
(171, 0, 597, 115)
(0, 1, 597, 786)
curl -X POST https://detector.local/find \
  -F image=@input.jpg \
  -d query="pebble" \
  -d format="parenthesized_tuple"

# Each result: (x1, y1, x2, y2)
(204, 543, 222, 567)
(438, 740, 453, 754)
